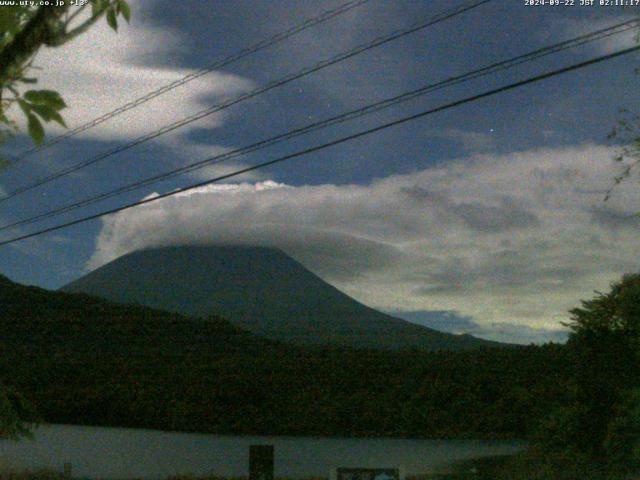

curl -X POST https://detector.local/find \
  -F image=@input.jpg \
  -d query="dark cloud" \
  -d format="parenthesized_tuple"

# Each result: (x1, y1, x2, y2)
(411, 250, 583, 296)
(402, 186, 539, 233)
(400, 185, 445, 203)
(452, 198, 540, 233)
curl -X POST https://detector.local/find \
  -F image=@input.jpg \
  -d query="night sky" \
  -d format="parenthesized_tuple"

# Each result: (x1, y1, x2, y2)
(1, 0, 639, 343)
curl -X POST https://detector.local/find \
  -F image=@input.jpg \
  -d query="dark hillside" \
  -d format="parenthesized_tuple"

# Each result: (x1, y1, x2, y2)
(0, 274, 570, 438)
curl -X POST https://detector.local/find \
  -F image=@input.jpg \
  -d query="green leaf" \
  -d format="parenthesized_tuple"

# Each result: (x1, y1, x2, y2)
(0, 9, 17, 33)
(26, 113, 44, 145)
(0, 7, 38, 48)
(118, 0, 131, 22)
(19, 77, 37, 84)
(17, 99, 31, 117)
(91, 0, 107, 17)
(0, 7, 23, 34)
(50, 111, 67, 128)
(107, 9, 118, 31)
(29, 104, 67, 128)
(23, 90, 66, 110)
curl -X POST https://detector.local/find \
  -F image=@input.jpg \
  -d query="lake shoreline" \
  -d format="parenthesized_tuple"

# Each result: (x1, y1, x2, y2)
(0, 424, 526, 480)
(18, 422, 527, 443)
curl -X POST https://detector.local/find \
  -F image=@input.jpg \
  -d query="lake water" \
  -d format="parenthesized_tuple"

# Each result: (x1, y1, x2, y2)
(0, 424, 525, 479)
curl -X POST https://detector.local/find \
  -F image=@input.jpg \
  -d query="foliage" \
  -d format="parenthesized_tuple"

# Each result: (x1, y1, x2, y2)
(0, 382, 37, 440)
(531, 403, 587, 454)
(565, 273, 640, 340)
(0, 470, 68, 480)
(604, 388, 640, 473)
(605, 110, 640, 201)
(494, 450, 608, 480)
(0, 0, 130, 161)
(496, 273, 640, 479)
(0, 274, 570, 440)
(563, 273, 640, 455)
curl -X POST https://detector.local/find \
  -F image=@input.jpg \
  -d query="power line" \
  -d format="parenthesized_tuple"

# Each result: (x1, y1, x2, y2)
(1, 44, 637, 248)
(5, 0, 372, 164)
(0, 0, 491, 204)
(0, 18, 637, 233)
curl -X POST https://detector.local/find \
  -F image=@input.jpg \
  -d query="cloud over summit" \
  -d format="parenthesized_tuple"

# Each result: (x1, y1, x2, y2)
(88, 143, 640, 333)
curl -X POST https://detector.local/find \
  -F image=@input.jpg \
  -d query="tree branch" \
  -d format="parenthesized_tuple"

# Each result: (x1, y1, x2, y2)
(0, 6, 69, 85)
(64, 3, 88, 26)
(50, 3, 113, 47)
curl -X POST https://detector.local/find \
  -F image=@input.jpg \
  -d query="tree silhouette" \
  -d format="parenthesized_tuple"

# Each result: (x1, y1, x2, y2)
(562, 273, 640, 457)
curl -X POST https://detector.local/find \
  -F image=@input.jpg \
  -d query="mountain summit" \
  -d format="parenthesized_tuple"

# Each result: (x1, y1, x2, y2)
(63, 245, 499, 350)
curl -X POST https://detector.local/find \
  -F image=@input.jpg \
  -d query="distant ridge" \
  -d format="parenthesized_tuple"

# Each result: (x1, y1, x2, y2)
(63, 245, 502, 350)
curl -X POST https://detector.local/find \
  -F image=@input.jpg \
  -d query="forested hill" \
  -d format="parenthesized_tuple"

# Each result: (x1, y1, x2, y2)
(62, 245, 502, 350)
(0, 273, 570, 439)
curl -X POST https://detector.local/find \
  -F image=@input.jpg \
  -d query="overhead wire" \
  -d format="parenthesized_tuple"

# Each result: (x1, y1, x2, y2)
(0, 0, 491, 204)
(0, 18, 636, 233)
(0, 44, 637, 247)
(4, 0, 372, 164)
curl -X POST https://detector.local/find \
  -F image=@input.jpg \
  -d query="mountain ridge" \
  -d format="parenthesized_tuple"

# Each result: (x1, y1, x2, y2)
(62, 245, 503, 350)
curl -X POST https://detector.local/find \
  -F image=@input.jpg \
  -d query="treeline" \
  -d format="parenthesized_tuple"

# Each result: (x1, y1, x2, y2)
(494, 274, 640, 479)
(0, 275, 571, 439)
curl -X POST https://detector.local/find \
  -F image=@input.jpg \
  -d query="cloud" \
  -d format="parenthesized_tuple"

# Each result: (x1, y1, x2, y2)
(402, 186, 540, 233)
(555, 15, 639, 55)
(432, 128, 496, 153)
(7, 0, 253, 145)
(88, 180, 408, 282)
(389, 310, 568, 345)
(87, 144, 640, 334)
